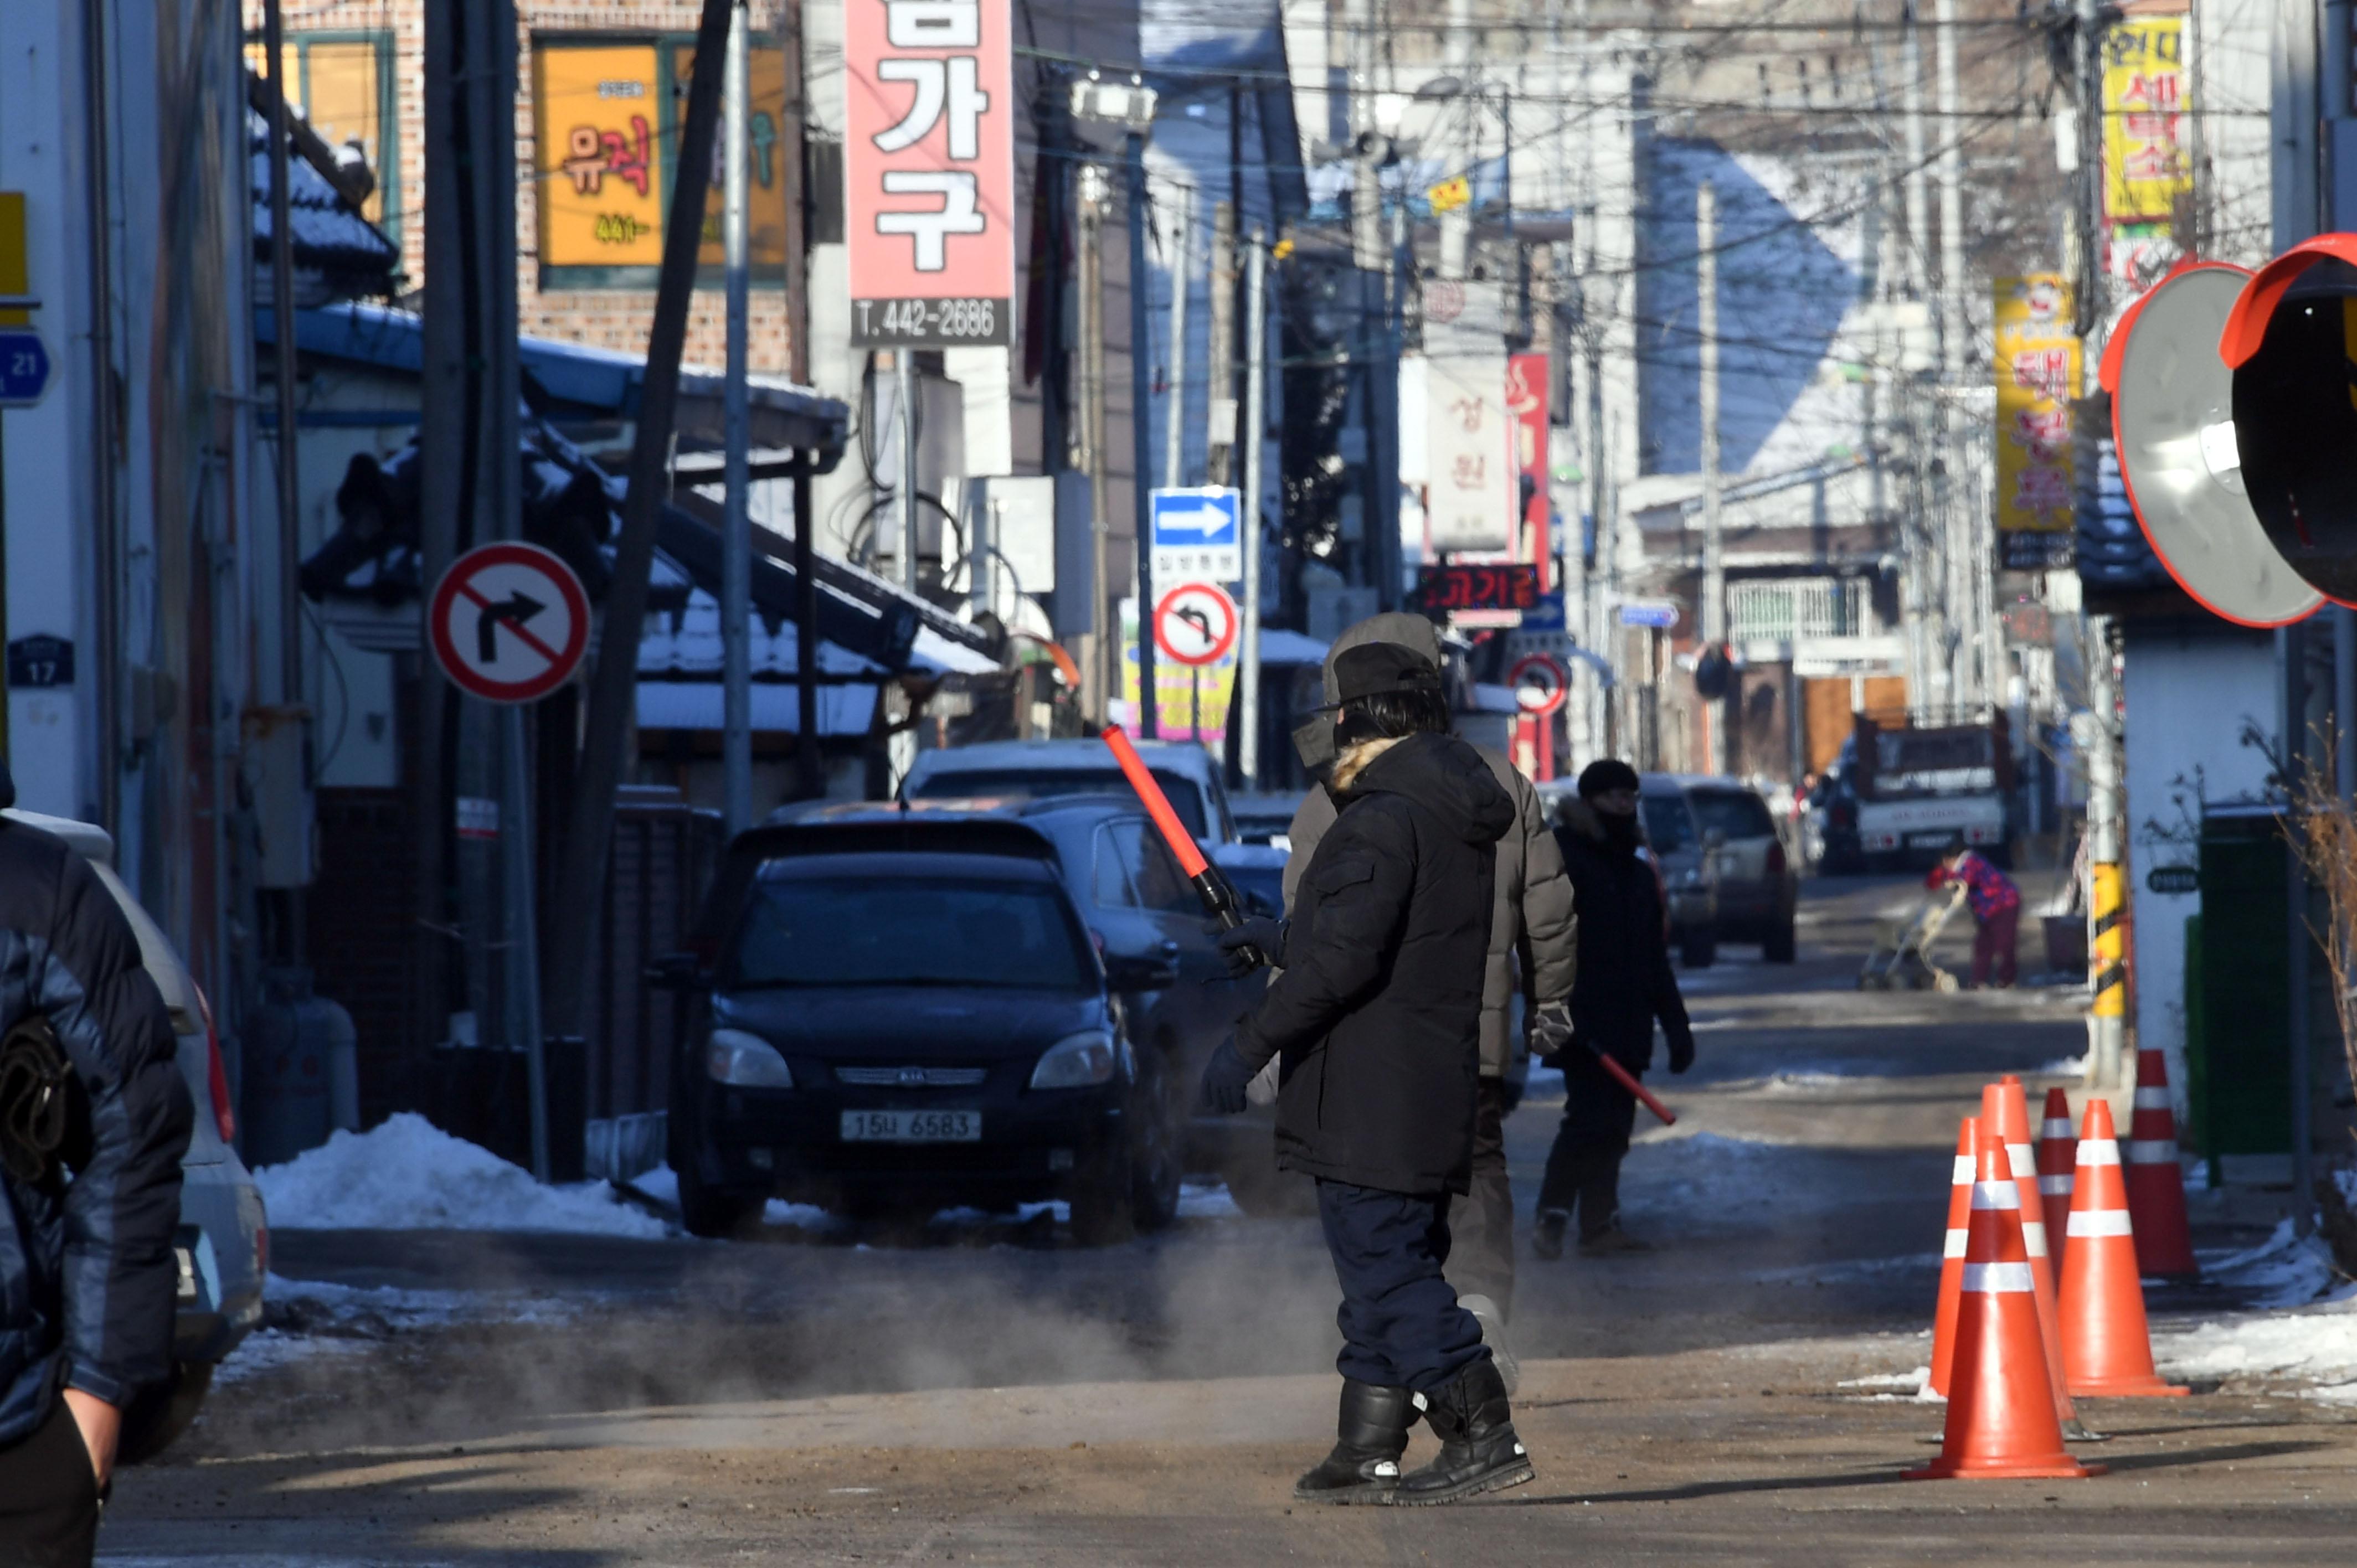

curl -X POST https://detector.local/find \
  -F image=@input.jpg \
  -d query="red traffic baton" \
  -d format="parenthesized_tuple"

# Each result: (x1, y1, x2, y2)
(1583, 1041, 1677, 1127)
(1101, 725, 1268, 966)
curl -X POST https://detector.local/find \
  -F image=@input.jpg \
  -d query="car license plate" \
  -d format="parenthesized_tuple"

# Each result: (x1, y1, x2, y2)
(840, 1110, 981, 1143)
(1907, 831, 1955, 848)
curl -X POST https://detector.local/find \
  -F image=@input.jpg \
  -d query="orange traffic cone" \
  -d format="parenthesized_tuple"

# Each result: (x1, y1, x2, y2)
(2124, 1048, 2199, 1278)
(2037, 1086, 2077, 1278)
(2060, 1099, 2190, 1397)
(1928, 1117, 1979, 1398)
(1989, 1079, 2076, 1426)
(1905, 1133, 2103, 1480)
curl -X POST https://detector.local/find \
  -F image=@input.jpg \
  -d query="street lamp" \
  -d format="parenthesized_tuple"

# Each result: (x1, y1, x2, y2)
(1068, 72, 1160, 728)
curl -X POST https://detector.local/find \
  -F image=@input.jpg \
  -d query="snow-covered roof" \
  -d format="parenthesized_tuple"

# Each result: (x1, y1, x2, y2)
(249, 109, 399, 302)
(1257, 628, 1328, 668)
(267, 300, 849, 456)
(635, 680, 880, 737)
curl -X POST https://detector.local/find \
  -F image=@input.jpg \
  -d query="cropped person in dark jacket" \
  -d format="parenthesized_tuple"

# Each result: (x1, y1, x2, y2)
(1533, 759, 1694, 1257)
(0, 761, 194, 1566)
(1200, 644, 1533, 1506)
(1277, 612, 1576, 1387)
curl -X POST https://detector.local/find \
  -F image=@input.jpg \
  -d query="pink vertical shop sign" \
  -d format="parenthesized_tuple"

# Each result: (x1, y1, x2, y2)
(843, 0, 1018, 347)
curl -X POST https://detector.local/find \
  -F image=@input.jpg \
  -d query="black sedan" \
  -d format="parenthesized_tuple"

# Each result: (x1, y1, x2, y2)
(665, 818, 1188, 1242)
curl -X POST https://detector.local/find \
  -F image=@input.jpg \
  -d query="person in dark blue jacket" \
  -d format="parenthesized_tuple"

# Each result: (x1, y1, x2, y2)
(0, 759, 193, 1565)
(1532, 759, 1694, 1257)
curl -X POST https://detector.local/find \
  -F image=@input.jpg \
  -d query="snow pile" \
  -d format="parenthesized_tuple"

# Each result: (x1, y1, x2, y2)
(1179, 1181, 1243, 1220)
(1836, 1366, 1936, 1401)
(1624, 1131, 1799, 1223)
(2192, 1220, 2347, 1310)
(220, 1272, 589, 1386)
(2152, 1222, 2357, 1390)
(1756, 1252, 1941, 1287)
(254, 1113, 668, 1237)
(627, 1165, 835, 1232)
(2157, 1296, 2357, 1385)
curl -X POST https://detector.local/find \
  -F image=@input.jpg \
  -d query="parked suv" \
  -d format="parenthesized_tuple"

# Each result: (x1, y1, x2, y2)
(898, 737, 1238, 843)
(1638, 776, 1798, 964)
(662, 800, 1267, 1241)
(2, 809, 267, 1462)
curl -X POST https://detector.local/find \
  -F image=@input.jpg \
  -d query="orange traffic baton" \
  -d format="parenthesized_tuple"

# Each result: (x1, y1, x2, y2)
(1100, 725, 1267, 965)
(2060, 1098, 2190, 1397)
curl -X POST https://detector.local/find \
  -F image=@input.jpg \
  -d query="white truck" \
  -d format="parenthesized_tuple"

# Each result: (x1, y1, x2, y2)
(1816, 717, 2013, 871)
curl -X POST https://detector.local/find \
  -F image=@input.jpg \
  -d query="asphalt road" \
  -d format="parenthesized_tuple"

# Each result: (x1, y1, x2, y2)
(101, 871, 2354, 1565)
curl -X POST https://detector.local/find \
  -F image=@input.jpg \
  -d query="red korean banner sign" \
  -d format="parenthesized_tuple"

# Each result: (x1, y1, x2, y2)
(1507, 352, 1550, 591)
(843, 0, 1017, 348)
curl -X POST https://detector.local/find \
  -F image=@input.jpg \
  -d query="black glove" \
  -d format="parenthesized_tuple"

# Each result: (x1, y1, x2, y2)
(1199, 1038, 1257, 1115)
(1529, 1002, 1574, 1062)
(1665, 1022, 1696, 1075)
(1205, 915, 1287, 978)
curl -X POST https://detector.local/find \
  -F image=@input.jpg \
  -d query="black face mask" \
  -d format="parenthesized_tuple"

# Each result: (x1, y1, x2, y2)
(1596, 809, 1642, 850)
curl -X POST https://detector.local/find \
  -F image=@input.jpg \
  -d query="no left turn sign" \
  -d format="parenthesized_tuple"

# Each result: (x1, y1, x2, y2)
(429, 542, 591, 704)
(1154, 582, 1239, 668)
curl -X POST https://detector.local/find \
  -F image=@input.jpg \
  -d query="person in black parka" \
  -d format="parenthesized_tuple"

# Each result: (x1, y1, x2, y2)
(0, 759, 193, 1566)
(1199, 643, 1533, 1507)
(1533, 759, 1695, 1257)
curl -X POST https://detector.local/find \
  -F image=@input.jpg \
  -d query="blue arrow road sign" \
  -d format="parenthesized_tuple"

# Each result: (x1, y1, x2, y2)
(1150, 487, 1240, 548)
(1149, 486, 1243, 585)
(0, 331, 52, 407)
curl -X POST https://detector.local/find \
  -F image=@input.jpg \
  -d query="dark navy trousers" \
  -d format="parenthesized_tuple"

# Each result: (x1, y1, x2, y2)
(1315, 1179, 1490, 1393)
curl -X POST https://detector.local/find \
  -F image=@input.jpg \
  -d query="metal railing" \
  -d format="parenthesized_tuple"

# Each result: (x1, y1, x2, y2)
(1728, 578, 1870, 642)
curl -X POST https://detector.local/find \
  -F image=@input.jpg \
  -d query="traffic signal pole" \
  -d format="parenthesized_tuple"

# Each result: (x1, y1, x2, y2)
(1129, 134, 1159, 737)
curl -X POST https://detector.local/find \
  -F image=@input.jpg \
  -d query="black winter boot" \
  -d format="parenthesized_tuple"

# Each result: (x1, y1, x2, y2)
(1293, 1379, 1416, 1504)
(1394, 1357, 1535, 1504)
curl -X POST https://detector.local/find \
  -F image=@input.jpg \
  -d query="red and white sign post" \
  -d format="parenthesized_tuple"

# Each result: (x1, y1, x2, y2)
(844, 0, 1017, 348)
(1510, 652, 1567, 782)
(1508, 351, 1551, 592)
(1154, 583, 1239, 746)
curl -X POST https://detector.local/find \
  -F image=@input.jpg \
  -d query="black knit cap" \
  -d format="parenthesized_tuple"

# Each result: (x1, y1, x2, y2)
(1332, 642, 1443, 705)
(1577, 758, 1640, 799)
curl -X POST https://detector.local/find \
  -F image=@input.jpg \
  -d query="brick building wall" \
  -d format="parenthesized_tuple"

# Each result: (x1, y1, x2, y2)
(250, 0, 799, 374)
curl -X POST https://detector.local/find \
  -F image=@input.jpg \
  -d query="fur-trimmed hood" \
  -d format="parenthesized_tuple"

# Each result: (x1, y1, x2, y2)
(1330, 731, 1514, 849)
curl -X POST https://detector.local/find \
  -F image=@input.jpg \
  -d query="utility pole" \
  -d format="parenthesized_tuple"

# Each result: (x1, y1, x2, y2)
(421, 0, 540, 1172)
(1078, 163, 1112, 718)
(898, 348, 922, 593)
(722, 0, 753, 838)
(2085, 617, 2124, 1090)
(1697, 182, 1726, 775)
(1901, 0, 1945, 711)
(783, 0, 819, 801)
(260, 0, 302, 723)
(1164, 187, 1192, 490)
(2075, 0, 2108, 338)
(1241, 230, 1269, 785)
(543, 0, 734, 1045)
(417, 0, 461, 1064)
(1934, 0, 1975, 713)
(1206, 203, 1237, 486)
(1128, 135, 1160, 738)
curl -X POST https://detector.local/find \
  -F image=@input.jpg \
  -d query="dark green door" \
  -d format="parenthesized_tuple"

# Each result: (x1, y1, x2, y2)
(2193, 814, 2291, 1157)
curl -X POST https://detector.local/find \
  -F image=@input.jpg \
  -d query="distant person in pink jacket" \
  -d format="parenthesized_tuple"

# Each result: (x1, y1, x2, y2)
(1927, 837, 2021, 988)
